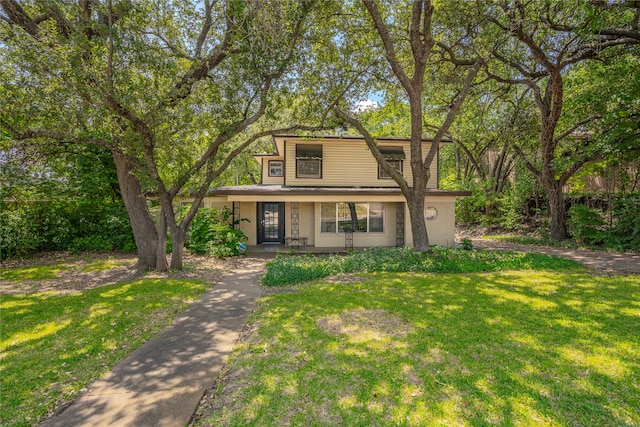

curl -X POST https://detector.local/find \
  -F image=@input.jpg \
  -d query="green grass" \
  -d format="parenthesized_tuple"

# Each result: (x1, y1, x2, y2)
(263, 247, 583, 286)
(0, 264, 71, 281)
(1, 279, 208, 426)
(0, 257, 135, 281)
(194, 271, 640, 426)
(78, 258, 135, 273)
(486, 234, 578, 247)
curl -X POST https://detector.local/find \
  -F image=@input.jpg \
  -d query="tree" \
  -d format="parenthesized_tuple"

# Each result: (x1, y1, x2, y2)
(482, 0, 639, 240)
(1, 0, 329, 270)
(330, 0, 483, 252)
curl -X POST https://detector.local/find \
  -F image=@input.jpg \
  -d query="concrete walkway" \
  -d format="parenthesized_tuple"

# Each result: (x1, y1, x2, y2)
(41, 256, 269, 427)
(471, 237, 640, 275)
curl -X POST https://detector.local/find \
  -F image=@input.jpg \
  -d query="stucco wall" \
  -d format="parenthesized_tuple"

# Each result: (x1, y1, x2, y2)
(285, 202, 315, 246)
(238, 202, 257, 245)
(404, 198, 456, 248)
(201, 196, 459, 249)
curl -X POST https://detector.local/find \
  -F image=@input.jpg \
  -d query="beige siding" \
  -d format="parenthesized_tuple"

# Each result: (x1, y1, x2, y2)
(281, 137, 438, 189)
(259, 156, 285, 185)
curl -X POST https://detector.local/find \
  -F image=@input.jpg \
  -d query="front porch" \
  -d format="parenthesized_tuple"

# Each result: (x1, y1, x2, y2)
(245, 244, 357, 255)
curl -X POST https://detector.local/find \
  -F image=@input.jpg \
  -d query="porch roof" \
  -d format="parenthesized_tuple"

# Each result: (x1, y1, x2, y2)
(207, 185, 471, 197)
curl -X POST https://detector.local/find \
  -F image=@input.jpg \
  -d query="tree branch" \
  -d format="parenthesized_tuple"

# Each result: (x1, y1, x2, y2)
(0, 0, 40, 38)
(362, 0, 415, 97)
(334, 106, 412, 196)
(194, 0, 213, 58)
(511, 143, 541, 179)
(427, 59, 483, 167)
(553, 115, 602, 144)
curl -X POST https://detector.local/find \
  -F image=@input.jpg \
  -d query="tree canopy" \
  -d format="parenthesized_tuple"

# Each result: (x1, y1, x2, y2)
(2, 0, 639, 262)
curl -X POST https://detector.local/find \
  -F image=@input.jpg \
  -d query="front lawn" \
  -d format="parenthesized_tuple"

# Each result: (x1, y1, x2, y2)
(194, 269, 640, 426)
(1, 277, 208, 426)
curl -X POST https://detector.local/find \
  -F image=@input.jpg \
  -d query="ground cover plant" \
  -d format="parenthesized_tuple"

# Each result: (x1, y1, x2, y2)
(0, 256, 212, 426)
(263, 247, 583, 286)
(193, 270, 640, 426)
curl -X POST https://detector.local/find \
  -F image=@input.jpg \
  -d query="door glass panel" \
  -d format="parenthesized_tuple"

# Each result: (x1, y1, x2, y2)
(263, 203, 280, 240)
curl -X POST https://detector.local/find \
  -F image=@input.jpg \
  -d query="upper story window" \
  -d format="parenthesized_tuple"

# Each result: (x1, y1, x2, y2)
(268, 160, 283, 177)
(296, 144, 322, 178)
(378, 146, 405, 179)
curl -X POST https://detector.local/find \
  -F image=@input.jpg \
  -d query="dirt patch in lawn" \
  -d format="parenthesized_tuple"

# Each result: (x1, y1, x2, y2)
(0, 251, 229, 294)
(317, 308, 413, 342)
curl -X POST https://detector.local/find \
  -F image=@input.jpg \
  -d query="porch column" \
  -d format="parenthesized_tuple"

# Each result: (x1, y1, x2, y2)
(396, 202, 405, 247)
(291, 202, 300, 249)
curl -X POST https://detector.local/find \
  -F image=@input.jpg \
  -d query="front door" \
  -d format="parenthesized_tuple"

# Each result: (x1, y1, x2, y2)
(258, 202, 285, 243)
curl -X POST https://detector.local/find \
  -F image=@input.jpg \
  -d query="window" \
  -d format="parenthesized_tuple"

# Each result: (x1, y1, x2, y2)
(321, 203, 337, 232)
(378, 159, 403, 179)
(378, 146, 405, 179)
(338, 202, 367, 232)
(320, 202, 384, 233)
(369, 202, 384, 232)
(296, 144, 322, 178)
(268, 160, 283, 177)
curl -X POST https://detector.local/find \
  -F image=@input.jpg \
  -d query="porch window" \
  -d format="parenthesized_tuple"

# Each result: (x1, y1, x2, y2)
(320, 202, 384, 233)
(296, 144, 322, 178)
(378, 146, 405, 179)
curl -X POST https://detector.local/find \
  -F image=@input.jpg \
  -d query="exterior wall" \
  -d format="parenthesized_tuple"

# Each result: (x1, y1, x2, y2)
(238, 202, 258, 246)
(257, 156, 285, 186)
(202, 198, 231, 210)
(404, 197, 457, 248)
(196, 195, 458, 248)
(284, 202, 315, 246)
(281, 137, 438, 189)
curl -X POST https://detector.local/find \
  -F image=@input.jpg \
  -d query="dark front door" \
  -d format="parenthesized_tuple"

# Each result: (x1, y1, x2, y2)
(258, 202, 285, 243)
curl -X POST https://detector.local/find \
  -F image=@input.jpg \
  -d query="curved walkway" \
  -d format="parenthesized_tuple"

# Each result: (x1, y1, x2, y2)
(41, 255, 270, 427)
(471, 238, 640, 275)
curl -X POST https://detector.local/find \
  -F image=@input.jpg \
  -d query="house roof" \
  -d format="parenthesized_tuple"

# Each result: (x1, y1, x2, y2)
(208, 185, 471, 197)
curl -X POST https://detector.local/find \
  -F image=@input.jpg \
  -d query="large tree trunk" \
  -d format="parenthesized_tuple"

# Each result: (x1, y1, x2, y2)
(112, 150, 159, 271)
(545, 177, 568, 240)
(156, 206, 168, 272)
(169, 228, 187, 270)
(406, 193, 429, 252)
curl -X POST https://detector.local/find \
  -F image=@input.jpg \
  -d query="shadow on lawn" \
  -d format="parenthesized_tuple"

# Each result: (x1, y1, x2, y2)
(1, 279, 206, 426)
(202, 272, 640, 426)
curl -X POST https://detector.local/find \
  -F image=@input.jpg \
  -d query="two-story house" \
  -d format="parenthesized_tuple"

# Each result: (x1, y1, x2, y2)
(201, 135, 470, 249)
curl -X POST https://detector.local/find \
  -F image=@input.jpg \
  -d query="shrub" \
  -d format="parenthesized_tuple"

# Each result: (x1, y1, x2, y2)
(187, 207, 248, 256)
(607, 194, 640, 251)
(0, 199, 135, 260)
(568, 204, 606, 245)
(263, 246, 582, 286)
(459, 238, 473, 250)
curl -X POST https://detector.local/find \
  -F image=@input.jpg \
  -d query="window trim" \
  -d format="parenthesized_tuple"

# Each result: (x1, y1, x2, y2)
(268, 160, 283, 177)
(320, 202, 384, 234)
(378, 159, 403, 179)
(296, 144, 323, 179)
